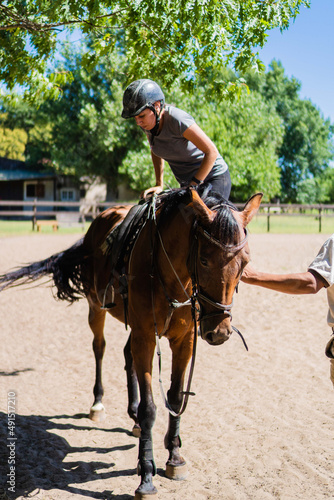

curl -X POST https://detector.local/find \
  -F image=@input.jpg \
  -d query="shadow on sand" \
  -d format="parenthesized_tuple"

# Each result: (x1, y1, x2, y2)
(0, 411, 136, 499)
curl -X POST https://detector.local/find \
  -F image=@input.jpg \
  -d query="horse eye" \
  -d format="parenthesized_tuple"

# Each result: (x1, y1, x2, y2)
(200, 257, 208, 267)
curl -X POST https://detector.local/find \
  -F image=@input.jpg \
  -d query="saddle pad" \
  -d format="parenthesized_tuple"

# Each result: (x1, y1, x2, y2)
(102, 200, 151, 274)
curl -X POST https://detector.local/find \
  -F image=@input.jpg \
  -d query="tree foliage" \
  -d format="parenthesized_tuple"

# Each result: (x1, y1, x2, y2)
(0, 0, 310, 103)
(192, 89, 283, 201)
(2, 42, 333, 204)
(118, 70, 284, 201)
(245, 61, 334, 202)
(130, 82, 284, 201)
(1, 43, 143, 191)
(0, 114, 27, 160)
(0, 101, 54, 166)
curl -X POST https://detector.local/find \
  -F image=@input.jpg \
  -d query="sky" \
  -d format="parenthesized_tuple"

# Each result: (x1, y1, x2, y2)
(257, 0, 334, 124)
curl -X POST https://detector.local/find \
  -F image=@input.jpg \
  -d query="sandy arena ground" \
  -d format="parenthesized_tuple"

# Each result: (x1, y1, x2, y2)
(0, 231, 333, 500)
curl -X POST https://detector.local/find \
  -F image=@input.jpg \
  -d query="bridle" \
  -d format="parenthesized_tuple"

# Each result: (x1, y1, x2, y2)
(190, 223, 248, 322)
(149, 197, 249, 417)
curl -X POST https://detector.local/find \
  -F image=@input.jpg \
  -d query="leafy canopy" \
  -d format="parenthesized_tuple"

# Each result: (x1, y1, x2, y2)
(244, 61, 334, 202)
(120, 80, 283, 201)
(4, 42, 333, 204)
(0, 114, 27, 161)
(0, 0, 310, 102)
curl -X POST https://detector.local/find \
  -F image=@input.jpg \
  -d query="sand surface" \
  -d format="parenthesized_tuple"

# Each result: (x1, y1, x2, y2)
(0, 232, 333, 499)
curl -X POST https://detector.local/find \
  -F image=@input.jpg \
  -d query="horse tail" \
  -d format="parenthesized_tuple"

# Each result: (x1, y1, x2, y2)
(0, 237, 91, 303)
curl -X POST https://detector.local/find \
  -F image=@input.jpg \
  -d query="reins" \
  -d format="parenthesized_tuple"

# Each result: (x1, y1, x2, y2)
(149, 196, 197, 418)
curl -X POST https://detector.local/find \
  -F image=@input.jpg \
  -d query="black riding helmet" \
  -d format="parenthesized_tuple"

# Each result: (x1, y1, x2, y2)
(121, 79, 165, 119)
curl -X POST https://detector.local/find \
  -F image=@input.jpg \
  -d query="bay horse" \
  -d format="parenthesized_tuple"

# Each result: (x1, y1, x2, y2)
(0, 187, 262, 499)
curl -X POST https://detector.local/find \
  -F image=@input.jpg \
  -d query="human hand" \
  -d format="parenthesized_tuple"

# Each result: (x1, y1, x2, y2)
(141, 186, 164, 200)
(240, 264, 257, 282)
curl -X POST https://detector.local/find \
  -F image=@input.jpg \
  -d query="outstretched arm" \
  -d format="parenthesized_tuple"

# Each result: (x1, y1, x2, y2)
(241, 264, 327, 295)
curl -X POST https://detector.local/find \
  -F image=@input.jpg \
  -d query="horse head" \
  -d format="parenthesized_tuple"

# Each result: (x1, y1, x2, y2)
(190, 190, 262, 346)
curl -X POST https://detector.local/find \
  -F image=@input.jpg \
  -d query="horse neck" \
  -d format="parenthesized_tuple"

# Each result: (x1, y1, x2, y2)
(155, 210, 193, 296)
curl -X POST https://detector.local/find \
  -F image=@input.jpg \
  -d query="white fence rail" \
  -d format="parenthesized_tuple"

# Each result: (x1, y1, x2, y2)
(1, 200, 334, 232)
(0, 199, 120, 230)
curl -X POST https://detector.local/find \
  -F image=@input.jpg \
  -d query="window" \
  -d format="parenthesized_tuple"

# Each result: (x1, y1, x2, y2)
(61, 189, 76, 201)
(26, 184, 36, 197)
(26, 183, 45, 198)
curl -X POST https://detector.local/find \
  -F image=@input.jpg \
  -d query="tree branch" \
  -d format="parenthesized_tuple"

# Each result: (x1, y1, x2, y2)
(0, 5, 129, 33)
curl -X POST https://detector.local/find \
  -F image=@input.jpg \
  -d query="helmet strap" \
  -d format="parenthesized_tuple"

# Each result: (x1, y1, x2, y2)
(148, 101, 164, 138)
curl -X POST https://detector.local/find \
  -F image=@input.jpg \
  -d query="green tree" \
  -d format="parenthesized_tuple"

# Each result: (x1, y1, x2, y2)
(0, 114, 27, 160)
(43, 45, 140, 190)
(1, 41, 144, 192)
(245, 61, 334, 202)
(0, 101, 54, 166)
(0, 0, 309, 103)
(120, 81, 283, 201)
(314, 167, 334, 204)
(196, 92, 283, 202)
(2, 47, 283, 201)
(119, 142, 179, 193)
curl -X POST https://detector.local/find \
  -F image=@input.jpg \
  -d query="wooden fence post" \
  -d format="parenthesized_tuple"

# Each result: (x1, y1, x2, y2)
(319, 207, 322, 233)
(32, 199, 37, 230)
(267, 207, 270, 232)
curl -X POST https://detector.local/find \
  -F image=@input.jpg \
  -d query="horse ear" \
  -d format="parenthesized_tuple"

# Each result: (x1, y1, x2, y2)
(239, 193, 263, 227)
(189, 189, 215, 224)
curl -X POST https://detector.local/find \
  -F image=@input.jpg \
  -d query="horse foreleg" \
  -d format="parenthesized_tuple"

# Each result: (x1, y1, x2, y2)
(132, 333, 157, 499)
(164, 332, 193, 480)
(123, 332, 140, 436)
(88, 296, 107, 422)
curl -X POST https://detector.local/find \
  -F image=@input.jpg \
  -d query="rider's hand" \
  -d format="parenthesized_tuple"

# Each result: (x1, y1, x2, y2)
(141, 186, 164, 200)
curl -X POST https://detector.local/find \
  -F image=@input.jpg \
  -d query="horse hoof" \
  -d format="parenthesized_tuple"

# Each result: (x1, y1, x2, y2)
(89, 402, 106, 422)
(132, 423, 141, 438)
(165, 461, 188, 480)
(134, 488, 158, 499)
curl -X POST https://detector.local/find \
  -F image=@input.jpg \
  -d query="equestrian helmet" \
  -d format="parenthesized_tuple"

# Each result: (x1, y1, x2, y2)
(121, 79, 165, 118)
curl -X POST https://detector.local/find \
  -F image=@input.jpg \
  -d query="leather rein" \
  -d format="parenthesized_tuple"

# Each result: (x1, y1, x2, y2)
(149, 197, 249, 417)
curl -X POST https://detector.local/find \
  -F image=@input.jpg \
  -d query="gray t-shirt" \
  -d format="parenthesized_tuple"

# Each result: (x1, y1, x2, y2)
(145, 105, 228, 184)
(308, 234, 334, 327)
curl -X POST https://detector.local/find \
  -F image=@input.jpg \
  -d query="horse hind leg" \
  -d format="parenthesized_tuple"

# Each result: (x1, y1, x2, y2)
(88, 295, 107, 422)
(123, 332, 140, 437)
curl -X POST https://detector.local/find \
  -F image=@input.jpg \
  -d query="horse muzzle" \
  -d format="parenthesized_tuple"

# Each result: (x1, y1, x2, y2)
(200, 319, 233, 346)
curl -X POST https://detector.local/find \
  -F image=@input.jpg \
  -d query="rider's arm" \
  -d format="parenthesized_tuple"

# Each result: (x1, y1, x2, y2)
(241, 264, 326, 295)
(151, 151, 164, 188)
(141, 151, 164, 199)
(183, 123, 218, 185)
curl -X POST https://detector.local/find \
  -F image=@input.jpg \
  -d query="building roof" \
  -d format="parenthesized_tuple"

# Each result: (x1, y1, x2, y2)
(0, 157, 56, 181)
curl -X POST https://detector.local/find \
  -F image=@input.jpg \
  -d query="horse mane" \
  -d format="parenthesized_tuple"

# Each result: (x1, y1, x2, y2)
(156, 186, 241, 246)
